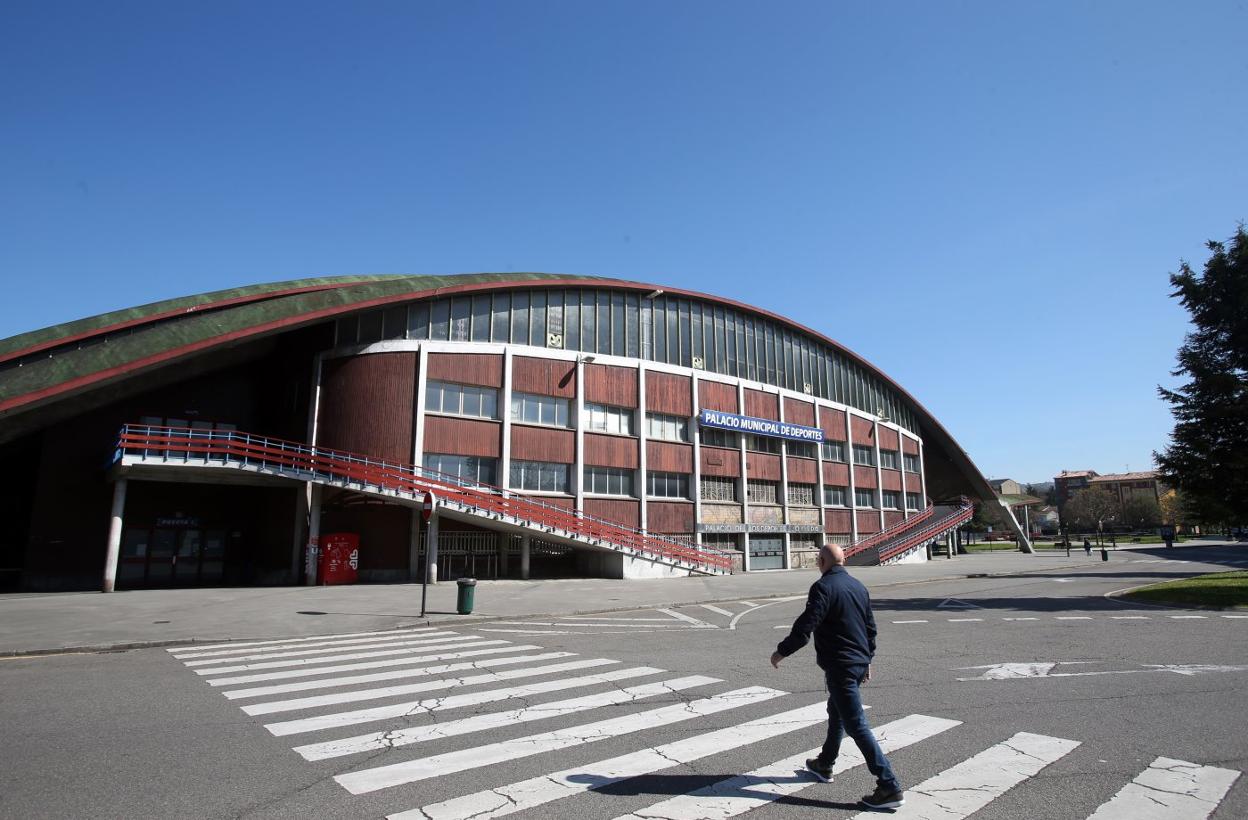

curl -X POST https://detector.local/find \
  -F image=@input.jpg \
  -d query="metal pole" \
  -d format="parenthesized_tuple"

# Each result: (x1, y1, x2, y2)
(420, 515, 429, 618)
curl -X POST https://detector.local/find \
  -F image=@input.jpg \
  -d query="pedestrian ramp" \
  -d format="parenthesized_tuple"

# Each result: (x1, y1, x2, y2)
(167, 628, 1243, 819)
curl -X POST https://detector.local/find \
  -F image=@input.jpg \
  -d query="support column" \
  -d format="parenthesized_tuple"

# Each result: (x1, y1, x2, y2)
(574, 355, 587, 517)
(497, 531, 510, 578)
(846, 411, 858, 542)
(638, 364, 649, 533)
(874, 418, 885, 533)
(305, 483, 322, 585)
(291, 483, 309, 582)
(777, 390, 791, 570)
(101, 478, 128, 593)
(737, 382, 750, 572)
(520, 533, 531, 580)
(408, 509, 422, 582)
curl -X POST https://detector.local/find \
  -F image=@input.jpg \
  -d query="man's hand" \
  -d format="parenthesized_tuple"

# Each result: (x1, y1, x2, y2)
(862, 664, 872, 684)
(770, 652, 784, 669)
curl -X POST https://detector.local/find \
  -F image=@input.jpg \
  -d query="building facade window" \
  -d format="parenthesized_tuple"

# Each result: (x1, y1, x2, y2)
(509, 460, 570, 493)
(823, 485, 847, 506)
(879, 450, 899, 470)
(511, 391, 571, 427)
(821, 440, 846, 462)
(747, 479, 780, 504)
(423, 453, 498, 486)
(786, 440, 817, 459)
(645, 412, 689, 442)
(854, 488, 876, 508)
(787, 482, 816, 506)
(906, 492, 922, 510)
(881, 490, 901, 509)
(700, 428, 738, 449)
(583, 465, 634, 496)
(744, 434, 782, 455)
(701, 533, 739, 551)
(424, 380, 499, 419)
(700, 476, 738, 502)
(647, 471, 690, 499)
(852, 444, 875, 466)
(903, 453, 920, 472)
(583, 402, 634, 436)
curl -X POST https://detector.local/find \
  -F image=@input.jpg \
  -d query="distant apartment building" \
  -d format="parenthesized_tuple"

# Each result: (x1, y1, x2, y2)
(1054, 470, 1163, 518)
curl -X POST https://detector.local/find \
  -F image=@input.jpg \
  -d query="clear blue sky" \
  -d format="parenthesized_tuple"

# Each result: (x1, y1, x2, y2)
(3, 1, 1245, 485)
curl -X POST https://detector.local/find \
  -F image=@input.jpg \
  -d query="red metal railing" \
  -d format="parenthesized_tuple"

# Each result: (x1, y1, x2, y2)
(844, 504, 939, 558)
(114, 425, 732, 573)
(876, 498, 975, 564)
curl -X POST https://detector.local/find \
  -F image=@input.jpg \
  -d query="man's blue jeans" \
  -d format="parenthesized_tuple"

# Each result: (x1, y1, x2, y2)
(821, 664, 900, 790)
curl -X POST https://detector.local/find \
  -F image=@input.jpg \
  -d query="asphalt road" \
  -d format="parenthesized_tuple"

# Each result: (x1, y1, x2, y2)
(2, 545, 1245, 819)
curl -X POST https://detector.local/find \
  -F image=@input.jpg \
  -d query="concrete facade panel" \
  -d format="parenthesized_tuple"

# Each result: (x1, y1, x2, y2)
(748, 505, 784, 525)
(700, 503, 742, 524)
(789, 507, 820, 525)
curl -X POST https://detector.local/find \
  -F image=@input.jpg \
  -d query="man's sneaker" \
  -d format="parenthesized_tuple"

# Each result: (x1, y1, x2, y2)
(859, 785, 905, 810)
(804, 757, 834, 782)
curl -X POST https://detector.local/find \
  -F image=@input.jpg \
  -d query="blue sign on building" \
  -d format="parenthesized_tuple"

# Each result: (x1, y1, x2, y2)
(698, 409, 824, 443)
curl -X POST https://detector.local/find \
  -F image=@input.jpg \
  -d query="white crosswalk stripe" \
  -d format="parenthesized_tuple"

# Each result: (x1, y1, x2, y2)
(205, 642, 524, 687)
(166, 626, 439, 654)
(169, 626, 1243, 820)
(220, 649, 566, 699)
(849, 731, 1080, 819)
(1086, 756, 1241, 819)
(611, 714, 961, 820)
(247, 657, 630, 718)
(295, 674, 719, 760)
(335, 686, 786, 795)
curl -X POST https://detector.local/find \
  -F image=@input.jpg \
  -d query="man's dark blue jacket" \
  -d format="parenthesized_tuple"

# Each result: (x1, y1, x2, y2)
(775, 565, 876, 670)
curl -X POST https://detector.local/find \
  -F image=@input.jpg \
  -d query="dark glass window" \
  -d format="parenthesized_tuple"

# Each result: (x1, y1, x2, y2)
(625, 293, 640, 358)
(565, 290, 580, 351)
(511, 291, 530, 346)
(597, 291, 611, 354)
(653, 298, 667, 362)
(581, 291, 596, 353)
(471, 295, 490, 342)
(336, 315, 358, 346)
(491, 292, 511, 342)
(383, 306, 407, 340)
(530, 290, 547, 347)
(430, 299, 450, 340)
(611, 292, 626, 356)
(359, 310, 384, 343)
(408, 302, 429, 341)
(677, 299, 691, 367)
(450, 297, 470, 342)
(665, 298, 678, 365)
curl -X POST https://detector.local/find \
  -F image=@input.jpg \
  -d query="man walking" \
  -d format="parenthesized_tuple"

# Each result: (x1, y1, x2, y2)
(770, 544, 904, 811)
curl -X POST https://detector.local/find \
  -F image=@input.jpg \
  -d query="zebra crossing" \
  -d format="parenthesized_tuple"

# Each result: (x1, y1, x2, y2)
(168, 626, 1243, 819)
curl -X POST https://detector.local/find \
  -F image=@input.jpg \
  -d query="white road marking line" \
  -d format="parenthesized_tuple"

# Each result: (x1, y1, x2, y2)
(166, 627, 437, 654)
(700, 604, 735, 617)
(205, 643, 519, 686)
(194, 637, 487, 676)
(847, 731, 1080, 819)
(295, 674, 715, 760)
(738, 600, 758, 606)
(334, 685, 785, 795)
(1056, 616, 1094, 620)
(245, 657, 625, 716)
(1170, 615, 1208, 619)
(1222, 615, 1248, 619)
(221, 650, 567, 699)
(487, 621, 676, 628)
(1003, 617, 1039, 621)
(477, 628, 662, 635)
(610, 713, 962, 820)
(561, 616, 676, 622)
(657, 608, 718, 629)
(182, 632, 471, 666)
(893, 620, 929, 624)
(171, 628, 441, 659)
(402, 701, 831, 820)
(1111, 616, 1151, 620)
(947, 618, 983, 622)
(1085, 756, 1241, 820)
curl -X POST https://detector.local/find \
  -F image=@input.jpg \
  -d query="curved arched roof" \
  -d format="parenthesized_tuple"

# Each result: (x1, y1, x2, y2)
(0, 273, 998, 503)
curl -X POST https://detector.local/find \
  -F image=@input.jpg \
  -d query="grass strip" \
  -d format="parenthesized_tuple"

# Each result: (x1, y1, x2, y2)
(1122, 570, 1248, 609)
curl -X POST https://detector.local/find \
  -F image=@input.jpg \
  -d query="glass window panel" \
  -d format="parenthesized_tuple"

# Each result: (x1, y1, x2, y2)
(652, 298, 666, 363)
(581, 290, 596, 353)
(611, 292, 625, 356)
(471, 295, 490, 342)
(462, 387, 482, 417)
(690, 303, 704, 364)
(425, 381, 444, 411)
(724, 310, 737, 376)
(408, 301, 430, 340)
(511, 291, 530, 346)
(530, 290, 547, 347)
(677, 300, 691, 367)
(491, 292, 511, 342)
(625, 293, 639, 358)
(450, 297, 470, 342)
(640, 297, 652, 360)
(384, 306, 407, 340)
(565, 290, 580, 351)
(548, 292, 564, 346)
(823, 486, 847, 506)
(540, 399, 556, 426)
(597, 291, 611, 354)
(430, 299, 450, 340)
(665, 299, 679, 365)
(359, 310, 384, 343)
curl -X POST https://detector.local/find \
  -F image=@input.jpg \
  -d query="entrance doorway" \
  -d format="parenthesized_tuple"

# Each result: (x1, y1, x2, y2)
(118, 525, 227, 588)
(748, 535, 785, 570)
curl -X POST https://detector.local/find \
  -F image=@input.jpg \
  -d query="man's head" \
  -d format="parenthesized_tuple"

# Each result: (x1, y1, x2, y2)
(816, 544, 846, 572)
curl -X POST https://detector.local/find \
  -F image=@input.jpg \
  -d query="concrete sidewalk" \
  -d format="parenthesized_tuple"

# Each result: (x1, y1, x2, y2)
(0, 542, 1231, 656)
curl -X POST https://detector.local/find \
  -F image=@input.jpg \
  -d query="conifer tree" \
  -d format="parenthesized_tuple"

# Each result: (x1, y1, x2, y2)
(1154, 225, 1248, 525)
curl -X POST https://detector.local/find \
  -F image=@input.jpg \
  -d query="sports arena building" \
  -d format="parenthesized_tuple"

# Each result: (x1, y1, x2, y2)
(0, 274, 1028, 591)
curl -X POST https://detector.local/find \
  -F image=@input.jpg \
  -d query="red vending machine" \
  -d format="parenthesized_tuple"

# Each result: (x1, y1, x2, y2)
(318, 533, 360, 585)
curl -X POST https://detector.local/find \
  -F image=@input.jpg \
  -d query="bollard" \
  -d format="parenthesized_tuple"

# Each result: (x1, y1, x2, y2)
(1100, 547, 1109, 562)
(456, 577, 477, 614)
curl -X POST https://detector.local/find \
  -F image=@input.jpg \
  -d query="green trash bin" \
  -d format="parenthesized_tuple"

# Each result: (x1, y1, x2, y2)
(456, 577, 477, 614)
